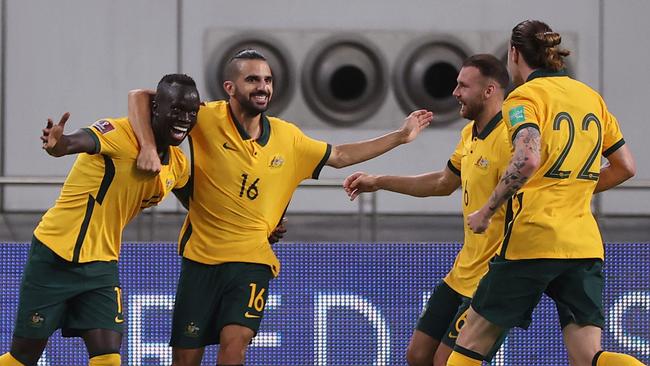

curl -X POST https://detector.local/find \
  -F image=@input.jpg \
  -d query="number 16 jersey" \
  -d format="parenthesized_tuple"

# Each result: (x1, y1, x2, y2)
(178, 101, 331, 276)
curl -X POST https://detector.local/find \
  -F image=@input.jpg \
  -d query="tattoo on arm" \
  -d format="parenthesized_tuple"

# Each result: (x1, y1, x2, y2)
(487, 127, 541, 212)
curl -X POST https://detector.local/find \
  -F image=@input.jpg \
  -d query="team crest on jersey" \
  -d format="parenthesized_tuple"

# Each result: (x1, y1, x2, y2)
(29, 312, 45, 328)
(184, 322, 200, 337)
(475, 156, 489, 170)
(269, 154, 284, 168)
(92, 119, 115, 134)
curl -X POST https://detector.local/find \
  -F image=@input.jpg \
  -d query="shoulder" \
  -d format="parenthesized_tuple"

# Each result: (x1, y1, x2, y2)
(267, 115, 303, 135)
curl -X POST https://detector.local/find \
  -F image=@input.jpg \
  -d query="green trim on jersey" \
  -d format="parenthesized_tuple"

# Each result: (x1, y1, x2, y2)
(227, 104, 272, 147)
(510, 122, 539, 142)
(476, 112, 503, 140)
(447, 160, 461, 176)
(311, 144, 332, 179)
(603, 138, 625, 157)
(526, 68, 568, 82)
(72, 155, 115, 263)
(81, 128, 101, 154)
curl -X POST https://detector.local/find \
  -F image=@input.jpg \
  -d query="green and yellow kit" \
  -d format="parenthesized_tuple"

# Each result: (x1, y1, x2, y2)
(446, 112, 510, 297)
(34, 117, 189, 262)
(502, 70, 625, 260)
(178, 101, 331, 276)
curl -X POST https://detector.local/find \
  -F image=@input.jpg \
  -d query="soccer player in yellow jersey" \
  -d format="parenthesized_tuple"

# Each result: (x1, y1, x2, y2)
(343, 54, 510, 366)
(128, 49, 432, 366)
(0, 74, 201, 366)
(446, 21, 644, 366)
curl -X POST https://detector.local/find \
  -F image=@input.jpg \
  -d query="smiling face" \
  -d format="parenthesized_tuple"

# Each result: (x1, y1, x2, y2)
(152, 82, 200, 148)
(452, 66, 488, 121)
(224, 59, 273, 116)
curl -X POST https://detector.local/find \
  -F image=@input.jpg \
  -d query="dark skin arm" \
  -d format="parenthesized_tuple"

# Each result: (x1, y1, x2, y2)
(40, 112, 97, 156)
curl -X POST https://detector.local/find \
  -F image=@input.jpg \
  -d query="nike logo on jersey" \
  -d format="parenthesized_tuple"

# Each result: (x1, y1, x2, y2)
(447, 331, 457, 339)
(223, 142, 237, 151)
(244, 311, 261, 319)
(115, 315, 124, 324)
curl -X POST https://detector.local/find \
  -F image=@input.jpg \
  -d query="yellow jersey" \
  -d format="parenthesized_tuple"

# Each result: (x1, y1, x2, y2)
(34, 118, 189, 263)
(446, 113, 510, 297)
(178, 101, 330, 276)
(502, 70, 625, 259)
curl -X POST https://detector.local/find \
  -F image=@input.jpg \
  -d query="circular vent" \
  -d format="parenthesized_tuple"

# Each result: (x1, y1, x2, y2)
(301, 35, 388, 126)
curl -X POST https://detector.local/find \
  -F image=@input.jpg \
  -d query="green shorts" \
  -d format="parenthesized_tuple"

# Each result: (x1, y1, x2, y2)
(472, 255, 604, 330)
(170, 259, 273, 348)
(417, 281, 505, 362)
(14, 237, 123, 339)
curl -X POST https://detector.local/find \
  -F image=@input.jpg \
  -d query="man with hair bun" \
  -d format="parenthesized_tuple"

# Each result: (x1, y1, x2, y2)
(446, 20, 643, 366)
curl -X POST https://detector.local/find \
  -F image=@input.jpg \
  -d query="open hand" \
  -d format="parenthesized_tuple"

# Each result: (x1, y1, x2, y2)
(41, 112, 70, 157)
(398, 109, 433, 143)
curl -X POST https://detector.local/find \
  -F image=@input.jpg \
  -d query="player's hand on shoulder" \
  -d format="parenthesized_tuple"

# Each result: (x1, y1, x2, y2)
(399, 109, 433, 143)
(343, 171, 378, 201)
(41, 112, 70, 157)
(137, 147, 162, 175)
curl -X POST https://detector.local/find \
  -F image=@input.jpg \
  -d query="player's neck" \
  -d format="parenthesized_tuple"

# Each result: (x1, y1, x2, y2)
(474, 101, 503, 133)
(229, 102, 262, 140)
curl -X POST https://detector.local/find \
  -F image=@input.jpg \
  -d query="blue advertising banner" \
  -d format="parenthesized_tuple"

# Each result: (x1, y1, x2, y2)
(0, 242, 648, 365)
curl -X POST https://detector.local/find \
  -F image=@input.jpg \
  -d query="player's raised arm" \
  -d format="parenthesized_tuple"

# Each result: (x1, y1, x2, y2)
(326, 109, 432, 168)
(343, 167, 460, 201)
(41, 112, 97, 157)
(127, 89, 160, 173)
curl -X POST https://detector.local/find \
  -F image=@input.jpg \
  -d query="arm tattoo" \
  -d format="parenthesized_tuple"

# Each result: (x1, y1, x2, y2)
(487, 127, 541, 212)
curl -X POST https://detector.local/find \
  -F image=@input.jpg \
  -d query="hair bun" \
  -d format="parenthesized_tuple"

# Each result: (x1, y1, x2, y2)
(535, 31, 562, 47)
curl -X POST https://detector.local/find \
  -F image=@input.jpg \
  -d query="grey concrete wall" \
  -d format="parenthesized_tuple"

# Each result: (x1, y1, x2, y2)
(1, 0, 647, 215)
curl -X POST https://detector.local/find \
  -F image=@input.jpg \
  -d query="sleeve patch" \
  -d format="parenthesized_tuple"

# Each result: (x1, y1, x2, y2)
(92, 119, 115, 134)
(508, 106, 526, 126)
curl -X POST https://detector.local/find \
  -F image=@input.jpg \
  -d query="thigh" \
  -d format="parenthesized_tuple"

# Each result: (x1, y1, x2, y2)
(14, 241, 76, 339)
(416, 281, 466, 341)
(546, 259, 604, 329)
(81, 328, 123, 357)
(216, 263, 273, 338)
(63, 285, 124, 337)
(471, 256, 554, 329)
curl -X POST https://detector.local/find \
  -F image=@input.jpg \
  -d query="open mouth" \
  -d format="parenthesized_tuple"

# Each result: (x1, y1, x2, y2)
(170, 125, 189, 142)
(252, 94, 268, 105)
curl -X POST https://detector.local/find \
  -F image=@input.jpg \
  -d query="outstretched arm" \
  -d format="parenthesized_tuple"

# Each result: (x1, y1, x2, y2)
(326, 110, 433, 168)
(127, 89, 160, 173)
(41, 112, 97, 157)
(467, 126, 541, 233)
(343, 168, 461, 201)
(594, 145, 635, 193)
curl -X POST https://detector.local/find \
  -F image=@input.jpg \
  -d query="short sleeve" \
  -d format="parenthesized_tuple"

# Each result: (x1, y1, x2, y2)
(601, 108, 625, 157)
(503, 92, 540, 143)
(85, 119, 129, 157)
(447, 136, 463, 176)
(293, 127, 331, 180)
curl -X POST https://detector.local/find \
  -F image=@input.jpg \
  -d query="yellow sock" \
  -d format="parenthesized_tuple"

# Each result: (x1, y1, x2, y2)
(0, 353, 25, 366)
(88, 353, 121, 366)
(447, 350, 482, 366)
(595, 351, 646, 366)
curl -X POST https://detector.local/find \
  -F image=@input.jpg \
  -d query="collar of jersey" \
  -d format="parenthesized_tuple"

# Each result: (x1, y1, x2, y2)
(473, 111, 503, 140)
(526, 68, 568, 82)
(227, 104, 271, 147)
(160, 148, 171, 165)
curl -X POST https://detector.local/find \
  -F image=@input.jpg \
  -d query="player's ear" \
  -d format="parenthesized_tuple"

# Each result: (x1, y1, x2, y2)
(223, 80, 235, 96)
